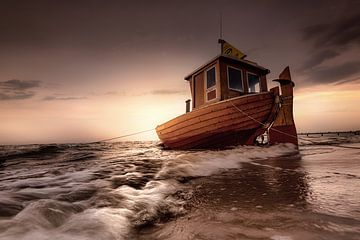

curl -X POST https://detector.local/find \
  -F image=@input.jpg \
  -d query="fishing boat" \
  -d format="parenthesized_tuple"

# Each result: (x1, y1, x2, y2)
(156, 39, 298, 149)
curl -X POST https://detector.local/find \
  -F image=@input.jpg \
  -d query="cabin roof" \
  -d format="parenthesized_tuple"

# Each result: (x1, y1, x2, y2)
(184, 54, 270, 81)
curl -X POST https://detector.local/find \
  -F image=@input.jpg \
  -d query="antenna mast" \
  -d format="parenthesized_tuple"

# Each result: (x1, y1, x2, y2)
(218, 12, 224, 53)
(219, 12, 223, 40)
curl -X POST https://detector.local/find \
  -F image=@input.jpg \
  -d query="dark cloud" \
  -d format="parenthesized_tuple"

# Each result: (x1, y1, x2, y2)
(133, 89, 186, 96)
(0, 1, 359, 91)
(150, 89, 186, 95)
(0, 79, 41, 100)
(42, 96, 86, 101)
(303, 14, 360, 49)
(300, 14, 360, 85)
(334, 76, 360, 86)
(0, 0, 201, 51)
(301, 50, 340, 71)
(0, 79, 41, 90)
(0, 91, 35, 100)
(306, 61, 360, 85)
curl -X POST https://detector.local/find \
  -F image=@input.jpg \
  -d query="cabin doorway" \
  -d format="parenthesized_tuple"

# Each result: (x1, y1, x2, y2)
(205, 65, 217, 101)
(193, 72, 205, 108)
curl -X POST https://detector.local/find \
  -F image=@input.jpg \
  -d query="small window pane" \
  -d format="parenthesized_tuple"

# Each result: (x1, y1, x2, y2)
(248, 73, 260, 93)
(228, 67, 243, 91)
(206, 67, 216, 89)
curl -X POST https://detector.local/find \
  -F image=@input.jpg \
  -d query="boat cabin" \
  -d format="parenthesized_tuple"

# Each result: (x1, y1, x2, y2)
(157, 40, 299, 149)
(185, 54, 270, 110)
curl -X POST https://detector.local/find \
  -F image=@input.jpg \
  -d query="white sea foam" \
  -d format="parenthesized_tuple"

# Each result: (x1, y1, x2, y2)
(0, 142, 298, 240)
(0, 206, 132, 240)
(156, 143, 297, 179)
(0, 180, 185, 240)
(114, 179, 186, 227)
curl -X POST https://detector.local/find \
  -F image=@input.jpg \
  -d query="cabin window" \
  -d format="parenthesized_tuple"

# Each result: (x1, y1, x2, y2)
(205, 65, 217, 101)
(227, 66, 243, 92)
(206, 66, 216, 89)
(247, 72, 260, 93)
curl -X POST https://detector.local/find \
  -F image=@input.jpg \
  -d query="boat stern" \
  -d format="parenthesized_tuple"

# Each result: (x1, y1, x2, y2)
(269, 66, 298, 146)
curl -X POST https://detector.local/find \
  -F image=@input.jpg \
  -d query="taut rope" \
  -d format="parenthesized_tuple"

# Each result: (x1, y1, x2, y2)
(229, 100, 360, 150)
(89, 128, 154, 144)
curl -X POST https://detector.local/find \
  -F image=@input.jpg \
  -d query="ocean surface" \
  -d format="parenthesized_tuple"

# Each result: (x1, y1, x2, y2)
(0, 134, 359, 240)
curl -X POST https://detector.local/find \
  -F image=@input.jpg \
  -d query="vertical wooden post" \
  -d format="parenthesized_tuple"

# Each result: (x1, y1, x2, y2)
(269, 67, 298, 146)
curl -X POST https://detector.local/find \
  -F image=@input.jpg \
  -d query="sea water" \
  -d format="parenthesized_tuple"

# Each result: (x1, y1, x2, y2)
(0, 134, 359, 240)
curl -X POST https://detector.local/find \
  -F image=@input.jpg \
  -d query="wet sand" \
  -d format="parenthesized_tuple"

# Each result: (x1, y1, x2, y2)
(137, 149, 360, 240)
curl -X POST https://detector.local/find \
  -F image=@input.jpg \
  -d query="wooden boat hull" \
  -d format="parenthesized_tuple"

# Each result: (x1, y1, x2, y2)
(156, 92, 278, 149)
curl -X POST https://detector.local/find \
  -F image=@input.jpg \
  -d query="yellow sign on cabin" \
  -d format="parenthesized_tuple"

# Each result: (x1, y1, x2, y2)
(222, 41, 246, 59)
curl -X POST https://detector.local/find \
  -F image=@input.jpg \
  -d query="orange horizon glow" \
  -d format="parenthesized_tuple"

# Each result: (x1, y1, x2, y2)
(0, 80, 359, 145)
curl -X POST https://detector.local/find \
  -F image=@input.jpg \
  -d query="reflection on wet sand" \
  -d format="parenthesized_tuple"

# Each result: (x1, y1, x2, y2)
(137, 152, 358, 240)
(190, 153, 308, 210)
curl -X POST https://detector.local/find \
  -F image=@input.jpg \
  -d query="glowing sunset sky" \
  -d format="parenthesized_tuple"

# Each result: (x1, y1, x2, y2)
(0, 0, 359, 144)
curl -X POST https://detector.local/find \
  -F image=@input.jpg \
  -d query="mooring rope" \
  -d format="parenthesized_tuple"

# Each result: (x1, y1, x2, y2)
(89, 128, 155, 144)
(229, 100, 299, 140)
(229, 100, 360, 150)
(88, 101, 359, 150)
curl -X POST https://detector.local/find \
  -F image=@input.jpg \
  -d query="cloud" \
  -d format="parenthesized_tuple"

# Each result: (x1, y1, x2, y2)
(307, 61, 360, 85)
(150, 89, 186, 95)
(0, 92, 35, 100)
(0, 79, 41, 90)
(102, 91, 126, 96)
(42, 96, 87, 101)
(42, 90, 125, 101)
(0, 79, 41, 100)
(134, 89, 186, 96)
(300, 14, 360, 85)
(88, 91, 127, 97)
(300, 50, 340, 70)
(303, 14, 360, 50)
(104, 91, 120, 96)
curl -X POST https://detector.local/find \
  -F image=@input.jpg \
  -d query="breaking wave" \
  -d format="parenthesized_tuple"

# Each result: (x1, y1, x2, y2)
(156, 143, 297, 179)
(0, 142, 309, 240)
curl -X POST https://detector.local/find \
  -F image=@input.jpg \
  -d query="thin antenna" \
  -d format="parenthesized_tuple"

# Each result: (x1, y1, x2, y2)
(218, 12, 224, 54)
(219, 12, 223, 40)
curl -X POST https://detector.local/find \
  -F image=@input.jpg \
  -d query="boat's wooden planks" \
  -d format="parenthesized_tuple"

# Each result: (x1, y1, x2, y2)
(163, 109, 268, 144)
(157, 92, 272, 131)
(163, 122, 261, 149)
(156, 94, 273, 132)
(158, 103, 272, 141)
(158, 98, 273, 136)
(167, 130, 251, 149)
(190, 129, 259, 149)
(174, 101, 279, 148)
(161, 108, 271, 147)
(156, 92, 272, 131)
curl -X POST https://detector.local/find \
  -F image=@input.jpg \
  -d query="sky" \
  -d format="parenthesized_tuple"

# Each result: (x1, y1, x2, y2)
(0, 0, 359, 145)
